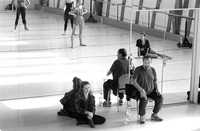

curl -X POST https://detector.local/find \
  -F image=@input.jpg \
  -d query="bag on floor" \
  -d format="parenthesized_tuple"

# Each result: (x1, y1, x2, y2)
(187, 91, 200, 104)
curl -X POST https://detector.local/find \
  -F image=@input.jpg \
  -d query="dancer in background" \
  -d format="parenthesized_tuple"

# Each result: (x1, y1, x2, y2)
(70, 0, 87, 48)
(136, 33, 172, 60)
(11, 0, 30, 30)
(63, 0, 75, 35)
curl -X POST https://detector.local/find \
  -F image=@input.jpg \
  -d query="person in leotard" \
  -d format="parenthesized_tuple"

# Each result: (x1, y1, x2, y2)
(70, 0, 87, 48)
(11, 0, 30, 30)
(63, 0, 75, 35)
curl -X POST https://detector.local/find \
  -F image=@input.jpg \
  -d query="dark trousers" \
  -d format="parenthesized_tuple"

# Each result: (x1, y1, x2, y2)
(69, 112, 105, 125)
(15, 7, 26, 26)
(64, 14, 73, 31)
(103, 79, 124, 101)
(139, 90, 163, 116)
(126, 84, 163, 116)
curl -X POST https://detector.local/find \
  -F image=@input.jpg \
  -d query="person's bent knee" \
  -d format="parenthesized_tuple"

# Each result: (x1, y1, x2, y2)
(157, 94, 163, 104)
(139, 97, 148, 103)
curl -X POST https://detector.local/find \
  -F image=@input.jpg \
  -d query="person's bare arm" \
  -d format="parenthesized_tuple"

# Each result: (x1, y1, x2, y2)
(138, 47, 141, 56)
(83, 7, 87, 15)
(146, 48, 149, 56)
(132, 79, 147, 100)
(26, 0, 30, 5)
(11, 0, 15, 5)
(63, 4, 66, 11)
(106, 70, 112, 76)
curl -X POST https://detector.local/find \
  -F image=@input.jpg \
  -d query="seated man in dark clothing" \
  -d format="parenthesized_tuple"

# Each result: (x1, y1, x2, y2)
(103, 48, 130, 107)
(74, 81, 106, 128)
(57, 77, 82, 116)
(136, 33, 172, 60)
(130, 56, 163, 124)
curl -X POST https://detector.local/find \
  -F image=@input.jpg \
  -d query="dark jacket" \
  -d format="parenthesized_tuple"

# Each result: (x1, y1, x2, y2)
(74, 92, 95, 115)
(60, 89, 78, 112)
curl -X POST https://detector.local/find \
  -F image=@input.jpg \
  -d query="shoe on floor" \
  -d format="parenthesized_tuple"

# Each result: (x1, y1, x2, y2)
(103, 101, 111, 107)
(80, 44, 86, 46)
(118, 99, 123, 106)
(139, 116, 145, 124)
(151, 114, 163, 122)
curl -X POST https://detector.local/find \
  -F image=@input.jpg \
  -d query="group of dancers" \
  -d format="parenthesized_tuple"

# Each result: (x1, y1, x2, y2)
(11, 0, 87, 48)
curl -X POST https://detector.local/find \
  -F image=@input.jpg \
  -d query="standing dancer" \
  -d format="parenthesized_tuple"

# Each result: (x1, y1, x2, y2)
(11, 0, 30, 30)
(63, 0, 75, 35)
(70, 0, 87, 48)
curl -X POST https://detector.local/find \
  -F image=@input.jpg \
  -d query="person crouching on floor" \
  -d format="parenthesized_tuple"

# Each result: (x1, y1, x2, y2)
(57, 77, 82, 116)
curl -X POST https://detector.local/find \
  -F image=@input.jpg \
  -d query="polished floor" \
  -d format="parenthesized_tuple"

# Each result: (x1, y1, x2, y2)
(0, 8, 198, 131)
(0, 10, 193, 102)
(0, 95, 200, 131)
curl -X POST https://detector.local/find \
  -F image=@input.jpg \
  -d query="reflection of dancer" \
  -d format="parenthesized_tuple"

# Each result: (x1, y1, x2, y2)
(63, 0, 74, 35)
(11, 0, 30, 30)
(70, 0, 87, 48)
(136, 33, 172, 60)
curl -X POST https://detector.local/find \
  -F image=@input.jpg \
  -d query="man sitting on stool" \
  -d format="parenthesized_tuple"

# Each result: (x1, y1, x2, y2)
(130, 56, 163, 124)
(103, 48, 129, 107)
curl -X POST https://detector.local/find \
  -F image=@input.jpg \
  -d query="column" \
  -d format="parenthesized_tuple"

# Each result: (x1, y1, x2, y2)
(190, 9, 200, 103)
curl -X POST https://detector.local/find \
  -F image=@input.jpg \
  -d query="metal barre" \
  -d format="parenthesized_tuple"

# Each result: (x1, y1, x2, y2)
(109, 2, 194, 20)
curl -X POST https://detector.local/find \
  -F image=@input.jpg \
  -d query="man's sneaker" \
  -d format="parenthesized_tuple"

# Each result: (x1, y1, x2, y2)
(151, 114, 163, 122)
(118, 99, 123, 106)
(103, 101, 111, 107)
(62, 32, 66, 35)
(139, 116, 145, 124)
(24, 26, 29, 31)
(80, 43, 86, 46)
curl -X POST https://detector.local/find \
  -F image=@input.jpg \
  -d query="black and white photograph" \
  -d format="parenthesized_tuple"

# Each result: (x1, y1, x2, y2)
(0, 0, 200, 131)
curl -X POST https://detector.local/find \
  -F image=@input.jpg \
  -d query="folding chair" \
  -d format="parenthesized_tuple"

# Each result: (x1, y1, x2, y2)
(125, 84, 139, 121)
(125, 84, 154, 122)
(117, 74, 130, 112)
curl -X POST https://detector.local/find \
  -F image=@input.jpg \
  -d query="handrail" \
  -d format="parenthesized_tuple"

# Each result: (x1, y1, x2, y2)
(109, 2, 194, 20)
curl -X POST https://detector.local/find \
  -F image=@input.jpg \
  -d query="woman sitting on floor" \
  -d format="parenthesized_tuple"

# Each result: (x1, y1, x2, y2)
(74, 81, 106, 128)
(57, 77, 82, 116)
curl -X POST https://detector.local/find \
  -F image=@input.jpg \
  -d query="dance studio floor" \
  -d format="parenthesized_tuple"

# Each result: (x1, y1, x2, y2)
(0, 10, 192, 104)
(0, 9, 198, 131)
(0, 95, 200, 131)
